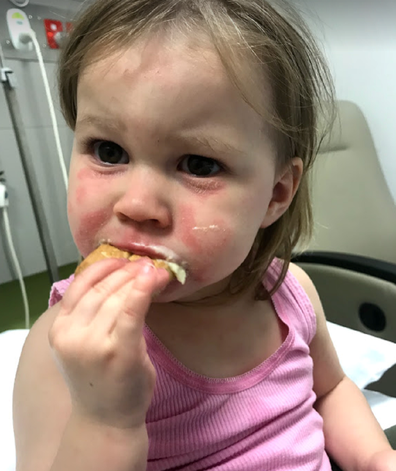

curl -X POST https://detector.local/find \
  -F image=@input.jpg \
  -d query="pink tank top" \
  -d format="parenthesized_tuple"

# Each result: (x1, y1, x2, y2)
(49, 259, 331, 470)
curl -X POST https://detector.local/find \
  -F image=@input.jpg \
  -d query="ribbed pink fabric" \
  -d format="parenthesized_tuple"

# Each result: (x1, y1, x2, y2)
(49, 259, 331, 470)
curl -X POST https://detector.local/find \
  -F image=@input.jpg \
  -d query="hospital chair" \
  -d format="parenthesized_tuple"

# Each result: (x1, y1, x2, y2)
(291, 101, 396, 458)
(293, 100, 396, 338)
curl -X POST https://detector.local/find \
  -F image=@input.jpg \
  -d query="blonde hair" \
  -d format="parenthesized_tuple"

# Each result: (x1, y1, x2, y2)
(58, 0, 335, 300)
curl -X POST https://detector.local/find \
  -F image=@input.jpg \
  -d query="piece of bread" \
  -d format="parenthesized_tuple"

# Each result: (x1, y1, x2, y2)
(75, 243, 186, 284)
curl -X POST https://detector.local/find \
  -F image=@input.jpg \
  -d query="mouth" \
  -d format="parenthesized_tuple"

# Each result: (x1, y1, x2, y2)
(98, 239, 185, 267)
(70, 237, 188, 284)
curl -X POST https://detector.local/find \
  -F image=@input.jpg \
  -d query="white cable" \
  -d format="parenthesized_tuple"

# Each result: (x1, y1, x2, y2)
(20, 30, 68, 191)
(1, 207, 30, 329)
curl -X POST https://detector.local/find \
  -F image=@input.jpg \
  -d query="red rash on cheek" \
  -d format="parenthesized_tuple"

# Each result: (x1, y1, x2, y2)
(70, 167, 116, 254)
(74, 208, 109, 256)
(178, 207, 203, 253)
(75, 167, 101, 204)
(180, 180, 228, 246)
(178, 204, 232, 282)
(77, 167, 96, 181)
(75, 185, 87, 206)
(179, 205, 231, 255)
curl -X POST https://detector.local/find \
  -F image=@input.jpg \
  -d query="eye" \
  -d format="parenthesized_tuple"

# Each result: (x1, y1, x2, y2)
(179, 155, 222, 177)
(93, 140, 129, 165)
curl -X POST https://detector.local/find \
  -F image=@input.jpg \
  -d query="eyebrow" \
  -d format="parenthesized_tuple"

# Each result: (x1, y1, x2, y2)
(76, 115, 126, 133)
(76, 115, 247, 157)
(184, 135, 247, 158)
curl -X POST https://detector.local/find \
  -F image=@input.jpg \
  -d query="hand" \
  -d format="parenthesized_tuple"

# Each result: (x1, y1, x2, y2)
(368, 448, 396, 471)
(49, 257, 170, 430)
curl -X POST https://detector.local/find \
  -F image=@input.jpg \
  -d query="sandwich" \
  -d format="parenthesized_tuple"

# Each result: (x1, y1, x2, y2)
(75, 243, 186, 284)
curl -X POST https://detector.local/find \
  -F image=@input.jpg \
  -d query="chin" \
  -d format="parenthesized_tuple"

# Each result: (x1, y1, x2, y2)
(152, 281, 197, 304)
(153, 275, 232, 304)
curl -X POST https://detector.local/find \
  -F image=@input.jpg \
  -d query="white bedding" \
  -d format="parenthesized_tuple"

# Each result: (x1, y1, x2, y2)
(327, 322, 396, 430)
(0, 325, 396, 471)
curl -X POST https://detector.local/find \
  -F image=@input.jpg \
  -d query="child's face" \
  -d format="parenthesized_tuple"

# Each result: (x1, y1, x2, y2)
(68, 33, 296, 302)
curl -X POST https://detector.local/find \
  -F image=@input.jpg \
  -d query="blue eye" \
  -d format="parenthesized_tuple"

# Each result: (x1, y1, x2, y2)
(93, 141, 129, 165)
(180, 155, 222, 177)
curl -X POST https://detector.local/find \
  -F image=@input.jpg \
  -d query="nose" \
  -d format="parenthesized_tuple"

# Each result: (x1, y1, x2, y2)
(113, 166, 172, 229)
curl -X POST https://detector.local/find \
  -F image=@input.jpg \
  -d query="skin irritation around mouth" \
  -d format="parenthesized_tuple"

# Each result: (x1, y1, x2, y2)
(69, 166, 232, 286)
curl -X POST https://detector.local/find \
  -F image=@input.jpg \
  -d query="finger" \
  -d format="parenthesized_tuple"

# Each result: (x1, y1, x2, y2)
(68, 259, 150, 327)
(60, 258, 146, 321)
(153, 268, 171, 295)
(60, 258, 130, 314)
(111, 265, 167, 342)
(96, 266, 171, 334)
(92, 278, 136, 334)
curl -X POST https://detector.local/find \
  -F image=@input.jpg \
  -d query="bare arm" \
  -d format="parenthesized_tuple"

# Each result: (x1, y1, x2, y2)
(14, 258, 170, 471)
(50, 413, 148, 471)
(289, 263, 395, 471)
(13, 304, 148, 471)
(13, 304, 71, 471)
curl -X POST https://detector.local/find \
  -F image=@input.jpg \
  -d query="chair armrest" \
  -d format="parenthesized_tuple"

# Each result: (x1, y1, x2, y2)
(291, 251, 396, 285)
(291, 251, 396, 397)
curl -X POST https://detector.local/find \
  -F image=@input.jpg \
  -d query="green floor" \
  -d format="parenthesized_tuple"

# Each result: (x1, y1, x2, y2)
(0, 263, 77, 333)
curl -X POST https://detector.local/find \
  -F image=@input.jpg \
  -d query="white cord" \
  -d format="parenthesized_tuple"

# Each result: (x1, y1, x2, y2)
(1, 207, 30, 329)
(21, 30, 68, 191)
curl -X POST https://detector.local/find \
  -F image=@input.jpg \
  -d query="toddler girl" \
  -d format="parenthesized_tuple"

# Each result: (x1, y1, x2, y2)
(13, 1, 395, 470)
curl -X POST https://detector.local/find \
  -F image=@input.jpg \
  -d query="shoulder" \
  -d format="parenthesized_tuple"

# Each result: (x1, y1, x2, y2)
(13, 304, 72, 471)
(267, 260, 321, 344)
(16, 303, 60, 374)
(287, 262, 323, 317)
(288, 262, 345, 397)
(18, 302, 61, 362)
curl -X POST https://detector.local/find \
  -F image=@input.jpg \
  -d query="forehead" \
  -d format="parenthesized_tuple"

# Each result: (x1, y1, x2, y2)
(81, 36, 221, 101)
(81, 33, 259, 99)
(77, 32, 275, 157)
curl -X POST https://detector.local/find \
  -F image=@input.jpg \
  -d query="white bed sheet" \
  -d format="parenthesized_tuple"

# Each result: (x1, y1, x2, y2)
(327, 322, 396, 431)
(0, 325, 396, 471)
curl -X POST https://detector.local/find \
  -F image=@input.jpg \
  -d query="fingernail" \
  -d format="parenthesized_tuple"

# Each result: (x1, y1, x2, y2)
(141, 263, 155, 275)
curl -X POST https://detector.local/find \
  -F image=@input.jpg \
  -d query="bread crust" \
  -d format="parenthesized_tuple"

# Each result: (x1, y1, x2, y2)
(75, 243, 179, 280)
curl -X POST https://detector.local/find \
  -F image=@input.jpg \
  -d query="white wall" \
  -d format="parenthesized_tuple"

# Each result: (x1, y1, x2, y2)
(0, 1, 80, 284)
(296, 0, 396, 203)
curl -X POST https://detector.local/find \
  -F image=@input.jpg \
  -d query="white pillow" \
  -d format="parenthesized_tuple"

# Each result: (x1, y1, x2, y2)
(362, 390, 396, 431)
(327, 322, 396, 389)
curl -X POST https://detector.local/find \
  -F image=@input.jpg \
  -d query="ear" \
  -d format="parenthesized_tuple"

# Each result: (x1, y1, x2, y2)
(260, 157, 303, 229)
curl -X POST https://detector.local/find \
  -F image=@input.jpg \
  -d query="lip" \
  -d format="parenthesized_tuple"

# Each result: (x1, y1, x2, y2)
(98, 239, 184, 266)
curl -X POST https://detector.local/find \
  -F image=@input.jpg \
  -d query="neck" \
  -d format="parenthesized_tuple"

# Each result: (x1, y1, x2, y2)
(147, 283, 257, 328)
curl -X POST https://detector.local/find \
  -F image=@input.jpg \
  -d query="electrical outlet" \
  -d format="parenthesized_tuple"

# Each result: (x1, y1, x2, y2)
(6, 8, 33, 52)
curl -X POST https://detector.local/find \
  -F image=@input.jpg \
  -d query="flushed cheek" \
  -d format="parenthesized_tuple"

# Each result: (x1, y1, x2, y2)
(68, 167, 115, 255)
(178, 206, 234, 282)
(72, 167, 115, 204)
(190, 225, 233, 282)
(67, 167, 96, 219)
(178, 207, 204, 253)
(75, 185, 88, 206)
(69, 208, 109, 257)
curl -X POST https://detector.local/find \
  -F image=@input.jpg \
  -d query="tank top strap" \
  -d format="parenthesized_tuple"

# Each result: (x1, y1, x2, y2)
(265, 258, 316, 345)
(48, 274, 75, 308)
